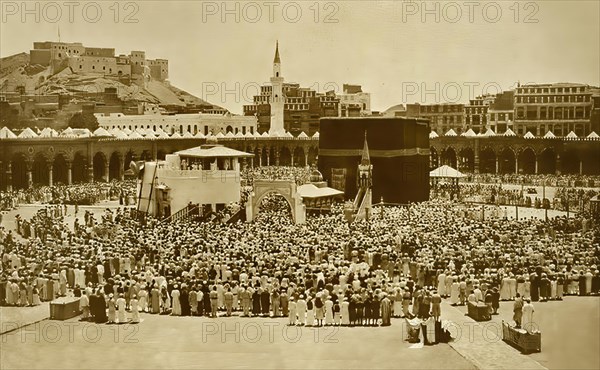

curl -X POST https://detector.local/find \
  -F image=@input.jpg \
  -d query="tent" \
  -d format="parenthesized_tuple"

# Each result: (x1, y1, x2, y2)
(430, 165, 466, 179)
(586, 131, 599, 140)
(429, 165, 465, 199)
(444, 129, 457, 137)
(0, 127, 17, 139)
(461, 129, 476, 137)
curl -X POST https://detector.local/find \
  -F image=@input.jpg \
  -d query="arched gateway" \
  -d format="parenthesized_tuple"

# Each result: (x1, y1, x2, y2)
(245, 180, 306, 224)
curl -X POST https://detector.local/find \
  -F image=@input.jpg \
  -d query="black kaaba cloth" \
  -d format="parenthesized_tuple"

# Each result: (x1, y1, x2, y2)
(318, 117, 430, 204)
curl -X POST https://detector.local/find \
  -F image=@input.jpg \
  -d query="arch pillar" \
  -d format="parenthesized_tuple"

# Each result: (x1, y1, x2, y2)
(514, 156, 519, 174)
(555, 154, 561, 175)
(266, 147, 270, 166)
(5, 162, 12, 192)
(66, 160, 73, 185)
(258, 147, 263, 167)
(275, 147, 280, 166)
(48, 161, 54, 187)
(495, 156, 499, 174)
(104, 162, 110, 182)
(304, 149, 309, 167)
(26, 159, 33, 188)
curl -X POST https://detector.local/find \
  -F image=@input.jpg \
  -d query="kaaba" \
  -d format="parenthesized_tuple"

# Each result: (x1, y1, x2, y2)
(318, 117, 430, 204)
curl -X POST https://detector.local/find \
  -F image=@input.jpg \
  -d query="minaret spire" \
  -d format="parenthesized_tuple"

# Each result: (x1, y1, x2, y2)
(274, 40, 281, 63)
(361, 130, 370, 164)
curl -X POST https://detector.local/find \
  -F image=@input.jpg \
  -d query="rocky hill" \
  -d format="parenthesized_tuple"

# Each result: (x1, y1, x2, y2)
(0, 52, 225, 129)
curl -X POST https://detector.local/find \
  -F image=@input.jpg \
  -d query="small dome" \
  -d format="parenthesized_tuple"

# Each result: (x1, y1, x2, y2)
(310, 169, 324, 183)
(206, 135, 218, 144)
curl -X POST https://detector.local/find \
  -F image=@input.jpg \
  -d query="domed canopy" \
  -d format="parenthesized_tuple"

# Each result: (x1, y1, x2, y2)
(310, 169, 324, 183)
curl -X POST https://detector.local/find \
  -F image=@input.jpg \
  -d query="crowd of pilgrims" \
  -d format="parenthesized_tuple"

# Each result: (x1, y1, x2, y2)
(1, 174, 599, 327)
(0, 181, 137, 211)
(241, 166, 312, 187)
(464, 174, 600, 188)
(433, 182, 598, 215)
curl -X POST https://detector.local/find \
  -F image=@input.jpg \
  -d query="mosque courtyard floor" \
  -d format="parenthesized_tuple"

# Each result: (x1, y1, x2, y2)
(1, 297, 598, 369)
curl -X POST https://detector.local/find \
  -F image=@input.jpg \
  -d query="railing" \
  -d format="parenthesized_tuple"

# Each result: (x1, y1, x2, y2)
(226, 208, 246, 224)
(354, 188, 371, 221)
(162, 205, 200, 224)
(353, 187, 365, 210)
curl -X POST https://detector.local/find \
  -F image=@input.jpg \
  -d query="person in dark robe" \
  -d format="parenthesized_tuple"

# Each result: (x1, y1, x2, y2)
(260, 288, 270, 316)
(93, 289, 108, 323)
(348, 295, 356, 326)
(420, 291, 431, 319)
(371, 295, 381, 326)
(252, 287, 261, 316)
(203, 284, 211, 315)
(540, 274, 551, 301)
(103, 260, 112, 281)
(363, 294, 372, 326)
(180, 286, 190, 316)
(355, 296, 363, 326)
(579, 271, 587, 296)
(592, 270, 600, 295)
(67, 267, 75, 288)
(90, 265, 98, 285)
(491, 287, 500, 314)
(529, 272, 539, 301)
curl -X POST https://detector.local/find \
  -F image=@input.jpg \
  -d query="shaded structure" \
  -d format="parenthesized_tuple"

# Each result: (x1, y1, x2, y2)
(430, 165, 466, 199)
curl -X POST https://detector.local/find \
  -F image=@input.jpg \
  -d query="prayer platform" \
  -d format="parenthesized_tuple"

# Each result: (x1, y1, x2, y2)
(502, 321, 542, 353)
(467, 302, 491, 321)
(49, 297, 81, 320)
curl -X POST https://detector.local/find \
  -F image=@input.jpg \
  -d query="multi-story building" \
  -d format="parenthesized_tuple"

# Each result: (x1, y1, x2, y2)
(96, 111, 257, 136)
(337, 84, 371, 117)
(464, 94, 495, 134)
(514, 83, 593, 137)
(591, 88, 600, 133)
(243, 44, 371, 136)
(487, 90, 515, 134)
(29, 41, 169, 81)
(405, 103, 464, 135)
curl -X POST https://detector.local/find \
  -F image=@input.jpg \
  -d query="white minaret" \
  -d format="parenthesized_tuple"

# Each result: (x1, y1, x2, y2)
(269, 41, 286, 137)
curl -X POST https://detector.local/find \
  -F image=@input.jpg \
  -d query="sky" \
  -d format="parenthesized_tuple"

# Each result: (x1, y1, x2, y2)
(1, 0, 599, 114)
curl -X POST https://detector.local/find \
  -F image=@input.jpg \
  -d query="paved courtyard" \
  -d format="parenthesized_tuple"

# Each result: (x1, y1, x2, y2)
(0, 314, 475, 370)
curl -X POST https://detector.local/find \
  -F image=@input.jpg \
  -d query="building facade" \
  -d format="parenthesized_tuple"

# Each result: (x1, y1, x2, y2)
(405, 103, 464, 135)
(464, 94, 495, 134)
(337, 84, 371, 117)
(487, 90, 515, 134)
(96, 112, 257, 136)
(513, 83, 593, 137)
(29, 41, 169, 81)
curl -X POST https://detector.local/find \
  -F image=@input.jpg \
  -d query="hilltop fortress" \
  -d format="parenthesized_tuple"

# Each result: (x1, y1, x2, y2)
(30, 41, 168, 83)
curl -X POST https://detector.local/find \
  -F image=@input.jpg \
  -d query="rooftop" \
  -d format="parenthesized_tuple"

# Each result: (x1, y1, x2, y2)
(174, 144, 253, 158)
